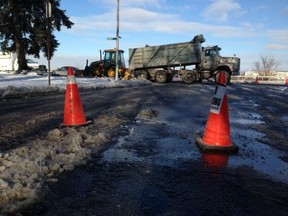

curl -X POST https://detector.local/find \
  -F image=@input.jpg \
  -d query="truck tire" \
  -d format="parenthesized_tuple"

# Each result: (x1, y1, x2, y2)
(182, 72, 196, 84)
(137, 70, 148, 79)
(155, 70, 167, 83)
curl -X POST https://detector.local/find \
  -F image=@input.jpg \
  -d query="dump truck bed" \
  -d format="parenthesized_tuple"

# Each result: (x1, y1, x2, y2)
(129, 40, 202, 70)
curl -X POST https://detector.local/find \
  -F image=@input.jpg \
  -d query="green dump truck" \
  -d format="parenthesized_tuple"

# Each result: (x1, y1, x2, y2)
(129, 34, 240, 83)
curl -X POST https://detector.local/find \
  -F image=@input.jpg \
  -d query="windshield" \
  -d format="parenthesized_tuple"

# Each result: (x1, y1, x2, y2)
(104, 52, 115, 61)
(119, 52, 125, 67)
(104, 51, 125, 67)
(204, 48, 220, 57)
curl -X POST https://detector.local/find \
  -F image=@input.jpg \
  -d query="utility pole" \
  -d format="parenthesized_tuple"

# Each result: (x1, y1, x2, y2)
(115, 0, 120, 80)
(45, 0, 52, 85)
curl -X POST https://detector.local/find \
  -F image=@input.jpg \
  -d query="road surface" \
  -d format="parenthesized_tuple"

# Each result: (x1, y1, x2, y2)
(0, 81, 287, 215)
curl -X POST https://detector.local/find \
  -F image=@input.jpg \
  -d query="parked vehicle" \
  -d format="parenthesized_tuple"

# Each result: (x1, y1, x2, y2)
(129, 34, 240, 83)
(37, 65, 47, 75)
(27, 59, 39, 70)
(52, 66, 80, 76)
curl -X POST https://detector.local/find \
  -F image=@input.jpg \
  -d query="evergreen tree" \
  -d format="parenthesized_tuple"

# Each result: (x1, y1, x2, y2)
(0, 0, 73, 70)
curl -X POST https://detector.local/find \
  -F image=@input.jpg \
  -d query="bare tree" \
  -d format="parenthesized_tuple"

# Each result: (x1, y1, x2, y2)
(253, 54, 281, 76)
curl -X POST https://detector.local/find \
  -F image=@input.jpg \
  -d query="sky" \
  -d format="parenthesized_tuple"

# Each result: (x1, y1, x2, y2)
(35, 0, 288, 72)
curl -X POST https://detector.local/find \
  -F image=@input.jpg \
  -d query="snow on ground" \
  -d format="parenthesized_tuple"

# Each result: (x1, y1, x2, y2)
(0, 71, 152, 214)
(0, 71, 288, 214)
(0, 71, 151, 99)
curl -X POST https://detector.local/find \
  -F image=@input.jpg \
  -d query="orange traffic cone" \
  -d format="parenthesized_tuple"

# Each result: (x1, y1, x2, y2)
(255, 76, 259, 84)
(195, 71, 239, 154)
(62, 67, 92, 127)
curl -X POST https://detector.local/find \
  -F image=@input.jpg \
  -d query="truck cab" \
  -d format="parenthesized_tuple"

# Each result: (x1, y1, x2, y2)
(200, 46, 240, 81)
(201, 46, 221, 72)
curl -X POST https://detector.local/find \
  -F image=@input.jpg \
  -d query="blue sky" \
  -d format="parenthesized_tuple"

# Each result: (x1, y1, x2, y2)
(37, 0, 288, 71)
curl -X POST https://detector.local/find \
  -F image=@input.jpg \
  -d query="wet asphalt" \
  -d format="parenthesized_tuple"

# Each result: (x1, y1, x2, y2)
(18, 82, 288, 215)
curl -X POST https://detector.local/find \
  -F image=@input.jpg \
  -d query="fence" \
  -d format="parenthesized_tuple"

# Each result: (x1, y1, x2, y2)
(231, 75, 288, 85)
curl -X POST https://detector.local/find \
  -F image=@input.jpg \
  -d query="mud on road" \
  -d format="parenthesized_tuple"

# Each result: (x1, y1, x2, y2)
(0, 82, 288, 215)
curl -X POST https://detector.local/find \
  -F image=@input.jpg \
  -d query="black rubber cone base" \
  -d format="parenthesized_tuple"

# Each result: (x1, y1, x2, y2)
(195, 137, 239, 154)
(60, 119, 93, 128)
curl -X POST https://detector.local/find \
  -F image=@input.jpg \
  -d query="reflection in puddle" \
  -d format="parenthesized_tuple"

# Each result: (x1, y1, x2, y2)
(202, 153, 229, 168)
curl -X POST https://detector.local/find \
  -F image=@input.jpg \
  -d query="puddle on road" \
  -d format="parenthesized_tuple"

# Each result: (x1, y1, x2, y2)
(230, 128, 288, 183)
(102, 148, 142, 163)
(230, 102, 287, 183)
(102, 104, 288, 184)
(152, 137, 199, 167)
(232, 117, 264, 125)
(231, 98, 259, 107)
(230, 111, 265, 125)
(230, 98, 264, 124)
(102, 123, 200, 167)
(282, 114, 288, 122)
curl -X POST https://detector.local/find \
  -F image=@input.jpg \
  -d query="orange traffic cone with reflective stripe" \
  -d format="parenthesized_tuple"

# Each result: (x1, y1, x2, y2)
(62, 67, 92, 127)
(255, 76, 259, 84)
(196, 71, 239, 154)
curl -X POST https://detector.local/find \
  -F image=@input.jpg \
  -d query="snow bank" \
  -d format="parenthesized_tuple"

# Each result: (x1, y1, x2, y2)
(0, 73, 151, 213)
(0, 111, 129, 213)
(0, 73, 152, 99)
(0, 127, 94, 212)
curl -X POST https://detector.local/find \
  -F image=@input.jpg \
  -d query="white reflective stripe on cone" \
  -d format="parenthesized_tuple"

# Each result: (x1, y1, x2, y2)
(66, 75, 76, 84)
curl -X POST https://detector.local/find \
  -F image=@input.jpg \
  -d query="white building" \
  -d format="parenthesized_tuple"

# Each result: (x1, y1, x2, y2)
(244, 70, 288, 79)
(0, 52, 18, 71)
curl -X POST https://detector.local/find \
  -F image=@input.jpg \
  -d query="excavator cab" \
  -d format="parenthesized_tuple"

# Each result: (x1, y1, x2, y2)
(103, 49, 125, 67)
(103, 49, 126, 77)
(84, 49, 130, 78)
